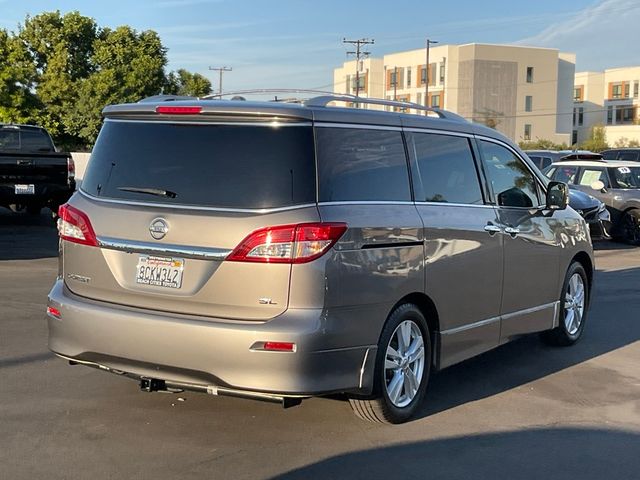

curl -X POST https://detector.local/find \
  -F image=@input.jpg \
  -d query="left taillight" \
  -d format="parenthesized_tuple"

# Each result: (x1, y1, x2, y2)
(57, 204, 98, 247)
(227, 223, 347, 264)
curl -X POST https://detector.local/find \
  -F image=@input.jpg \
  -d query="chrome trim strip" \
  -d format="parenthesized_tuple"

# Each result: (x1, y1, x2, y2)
(552, 301, 560, 328)
(501, 301, 558, 321)
(359, 348, 370, 389)
(441, 301, 559, 336)
(441, 316, 500, 336)
(414, 201, 494, 209)
(314, 122, 403, 131)
(105, 118, 313, 127)
(78, 189, 317, 214)
(97, 236, 231, 261)
(318, 200, 414, 206)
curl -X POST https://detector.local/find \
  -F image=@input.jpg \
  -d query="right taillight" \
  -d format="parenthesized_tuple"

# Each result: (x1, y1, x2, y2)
(227, 223, 347, 264)
(57, 204, 98, 247)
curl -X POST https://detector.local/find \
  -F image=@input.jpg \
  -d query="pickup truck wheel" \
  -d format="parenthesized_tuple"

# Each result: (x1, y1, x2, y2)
(621, 209, 640, 245)
(349, 304, 431, 424)
(542, 262, 589, 346)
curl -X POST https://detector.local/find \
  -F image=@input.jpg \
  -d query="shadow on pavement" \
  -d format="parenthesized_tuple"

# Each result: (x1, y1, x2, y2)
(272, 428, 639, 480)
(0, 208, 58, 260)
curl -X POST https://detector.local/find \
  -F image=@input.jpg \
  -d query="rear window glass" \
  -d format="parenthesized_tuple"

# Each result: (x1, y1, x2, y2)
(0, 128, 53, 152)
(82, 121, 316, 209)
(316, 127, 411, 202)
(601, 150, 618, 160)
(618, 151, 640, 161)
(612, 166, 640, 188)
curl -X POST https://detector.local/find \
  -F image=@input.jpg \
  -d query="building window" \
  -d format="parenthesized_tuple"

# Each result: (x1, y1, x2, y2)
(416, 92, 422, 106)
(624, 82, 631, 98)
(572, 130, 578, 146)
(607, 106, 614, 124)
(525, 96, 533, 112)
(431, 94, 441, 108)
(390, 70, 397, 88)
(439, 63, 445, 83)
(407, 68, 412, 87)
(428, 63, 436, 86)
(635, 81, 639, 99)
(526, 67, 534, 83)
(420, 66, 427, 85)
(524, 124, 532, 140)
(578, 107, 584, 126)
(611, 83, 623, 99)
(573, 86, 584, 102)
(615, 105, 636, 124)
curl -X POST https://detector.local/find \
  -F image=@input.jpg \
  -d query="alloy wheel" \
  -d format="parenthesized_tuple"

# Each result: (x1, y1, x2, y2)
(564, 273, 585, 335)
(384, 320, 425, 408)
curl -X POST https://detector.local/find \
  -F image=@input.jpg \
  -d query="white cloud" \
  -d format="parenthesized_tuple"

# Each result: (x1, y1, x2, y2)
(518, 0, 640, 70)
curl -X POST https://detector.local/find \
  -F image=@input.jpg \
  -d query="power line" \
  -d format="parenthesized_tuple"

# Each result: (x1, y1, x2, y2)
(342, 37, 374, 101)
(208, 66, 232, 95)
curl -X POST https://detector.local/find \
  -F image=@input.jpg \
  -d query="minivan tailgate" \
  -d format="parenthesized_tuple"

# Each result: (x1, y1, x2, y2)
(63, 193, 320, 321)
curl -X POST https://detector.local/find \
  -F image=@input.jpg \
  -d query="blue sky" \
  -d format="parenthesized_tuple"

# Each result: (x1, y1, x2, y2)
(1, 0, 639, 92)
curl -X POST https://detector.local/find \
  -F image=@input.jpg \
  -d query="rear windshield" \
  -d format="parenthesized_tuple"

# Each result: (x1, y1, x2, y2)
(611, 166, 640, 189)
(0, 128, 54, 152)
(82, 120, 316, 209)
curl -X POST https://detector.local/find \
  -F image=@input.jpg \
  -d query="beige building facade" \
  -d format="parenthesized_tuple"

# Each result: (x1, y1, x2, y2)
(334, 43, 575, 144)
(573, 67, 640, 146)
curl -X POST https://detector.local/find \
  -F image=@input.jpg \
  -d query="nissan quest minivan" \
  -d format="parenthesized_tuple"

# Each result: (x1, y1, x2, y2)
(47, 95, 594, 424)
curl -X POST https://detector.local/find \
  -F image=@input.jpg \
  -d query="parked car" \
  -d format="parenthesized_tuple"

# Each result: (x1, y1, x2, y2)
(601, 148, 640, 162)
(544, 159, 640, 244)
(566, 189, 611, 240)
(524, 150, 564, 170)
(0, 123, 75, 215)
(47, 95, 594, 424)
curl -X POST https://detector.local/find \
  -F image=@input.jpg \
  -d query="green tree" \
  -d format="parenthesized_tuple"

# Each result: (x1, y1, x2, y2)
(164, 69, 212, 97)
(581, 124, 608, 152)
(68, 26, 168, 146)
(0, 29, 40, 124)
(518, 138, 569, 151)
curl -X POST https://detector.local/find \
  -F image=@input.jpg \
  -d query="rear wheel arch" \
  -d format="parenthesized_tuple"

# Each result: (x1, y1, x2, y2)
(388, 293, 440, 367)
(571, 251, 593, 289)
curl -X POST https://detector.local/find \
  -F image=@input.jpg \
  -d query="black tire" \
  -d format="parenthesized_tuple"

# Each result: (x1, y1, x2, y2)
(26, 205, 42, 215)
(542, 262, 590, 346)
(349, 303, 431, 424)
(620, 209, 640, 245)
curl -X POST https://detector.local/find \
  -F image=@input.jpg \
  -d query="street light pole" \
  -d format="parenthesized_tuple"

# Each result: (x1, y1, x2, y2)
(425, 39, 438, 110)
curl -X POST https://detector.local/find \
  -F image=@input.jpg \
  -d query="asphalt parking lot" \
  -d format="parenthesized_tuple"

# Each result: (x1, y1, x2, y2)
(1, 209, 639, 480)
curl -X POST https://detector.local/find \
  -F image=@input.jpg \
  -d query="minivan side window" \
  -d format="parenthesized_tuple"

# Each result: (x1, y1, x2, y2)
(316, 128, 411, 202)
(406, 132, 484, 204)
(479, 140, 541, 208)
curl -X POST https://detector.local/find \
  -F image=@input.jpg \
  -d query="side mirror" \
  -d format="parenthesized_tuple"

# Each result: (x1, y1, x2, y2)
(546, 181, 569, 210)
(590, 180, 606, 193)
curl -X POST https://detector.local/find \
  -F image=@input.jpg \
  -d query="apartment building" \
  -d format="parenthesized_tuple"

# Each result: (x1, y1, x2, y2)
(573, 66, 640, 145)
(334, 43, 575, 144)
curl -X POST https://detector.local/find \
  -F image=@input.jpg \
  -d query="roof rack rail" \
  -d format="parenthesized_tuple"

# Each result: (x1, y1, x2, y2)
(138, 94, 198, 103)
(304, 95, 468, 122)
(201, 89, 337, 100)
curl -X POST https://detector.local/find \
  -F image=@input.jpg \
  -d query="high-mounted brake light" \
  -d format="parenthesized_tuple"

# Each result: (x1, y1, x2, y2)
(155, 106, 203, 115)
(57, 204, 98, 247)
(227, 223, 347, 264)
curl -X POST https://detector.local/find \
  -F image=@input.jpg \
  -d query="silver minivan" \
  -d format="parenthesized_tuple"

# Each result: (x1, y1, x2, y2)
(47, 95, 593, 423)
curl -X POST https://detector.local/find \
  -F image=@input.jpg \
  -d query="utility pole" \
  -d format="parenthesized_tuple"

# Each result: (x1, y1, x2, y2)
(343, 38, 374, 105)
(425, 39, 438, 111)
(208, 66, 232, 96)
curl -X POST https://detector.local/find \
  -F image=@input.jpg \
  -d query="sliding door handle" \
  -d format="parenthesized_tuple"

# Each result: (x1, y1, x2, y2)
(484, 225, 502, 235)
(504, 226, 520, 237)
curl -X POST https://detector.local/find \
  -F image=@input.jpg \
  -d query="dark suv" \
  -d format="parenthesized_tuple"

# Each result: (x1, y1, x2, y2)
(47, 94, 593, 424)
(602, 148, 640, 162)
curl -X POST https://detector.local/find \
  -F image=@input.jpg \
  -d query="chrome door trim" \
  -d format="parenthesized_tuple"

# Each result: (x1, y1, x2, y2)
(441, 316, 500, 336)
(402, 127, 474, 138)
(501, 301, 559, 321)
(78, 189, 317, 214)
(415, 201, 494, 209)
(97, 236, 232, 261)
(442, 301, 560, 336)
(318, 200, 415, 206)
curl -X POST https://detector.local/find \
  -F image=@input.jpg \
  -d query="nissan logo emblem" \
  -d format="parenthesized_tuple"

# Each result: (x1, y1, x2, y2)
(149, 218, 169, 240)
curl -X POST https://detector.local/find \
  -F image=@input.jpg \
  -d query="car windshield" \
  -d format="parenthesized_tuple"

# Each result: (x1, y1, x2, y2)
(612, 166, 640, 188)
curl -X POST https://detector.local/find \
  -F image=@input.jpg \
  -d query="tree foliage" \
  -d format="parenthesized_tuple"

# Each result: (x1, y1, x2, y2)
(0, 11, 208, 150)
(518, 138, 569, 151)
(580, 124, 609, 153)
(164, 69, 212, 97)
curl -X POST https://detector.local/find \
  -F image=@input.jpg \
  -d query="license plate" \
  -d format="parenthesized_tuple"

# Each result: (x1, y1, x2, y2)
(136, 255, 184, 289)
(15, 184, 35, 195)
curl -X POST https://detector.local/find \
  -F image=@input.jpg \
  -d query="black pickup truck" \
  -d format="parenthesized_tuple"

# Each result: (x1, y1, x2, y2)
(0, 124, 75, 214)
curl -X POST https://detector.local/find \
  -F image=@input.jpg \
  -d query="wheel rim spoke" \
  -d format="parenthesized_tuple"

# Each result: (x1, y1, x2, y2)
(384, 319, 426, 408)
(564, 273, 585, 335)
(387, 370, 404, 404)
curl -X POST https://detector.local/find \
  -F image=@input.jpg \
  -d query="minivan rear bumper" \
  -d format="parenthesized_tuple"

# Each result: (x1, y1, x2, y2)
(47, 280, 376, 397)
